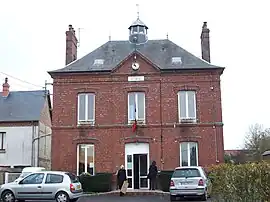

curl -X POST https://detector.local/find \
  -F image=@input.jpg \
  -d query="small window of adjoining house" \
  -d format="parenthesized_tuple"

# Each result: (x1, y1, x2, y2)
(172, 57, 182, 64)
(0, 132, 6, 150)
(128, 92, 145, 123)
(45, 174, 64, 184)
(77, 144, 95, 176)
(93, 59, 104, 66)
(78, 93, 95, 125)
(178, 91, 196, 121)
(180, 142, 198, 167)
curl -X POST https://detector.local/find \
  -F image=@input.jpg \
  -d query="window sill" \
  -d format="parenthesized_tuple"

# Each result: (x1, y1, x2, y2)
(77, 121, 95, 127)
(0, 149, 6, 153)
(128, 120, 146, 125)
(179, 119, 197, 124)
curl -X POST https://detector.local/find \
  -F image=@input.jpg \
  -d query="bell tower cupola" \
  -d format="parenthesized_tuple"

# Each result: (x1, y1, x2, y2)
(128, 4, 148, 45)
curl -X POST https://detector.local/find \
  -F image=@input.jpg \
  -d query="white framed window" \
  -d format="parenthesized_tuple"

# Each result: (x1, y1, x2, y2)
(128, 92, 145, 123)
(77, 93, 95, 125)
(0, 132, 5, 151)
(77, 144, 95, 176)
(172, 57, 182, 64)
(178, 91, 196, 121)
(180, 142, 198, 166)
(93, 59, 104, 65)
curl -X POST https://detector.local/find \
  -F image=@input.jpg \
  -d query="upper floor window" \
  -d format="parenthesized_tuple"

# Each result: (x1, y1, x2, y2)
(78, 93, 95, 125)
(178, 91, 196, 122)
(0, 132, 5, 151)
(128, 92, 145, 123)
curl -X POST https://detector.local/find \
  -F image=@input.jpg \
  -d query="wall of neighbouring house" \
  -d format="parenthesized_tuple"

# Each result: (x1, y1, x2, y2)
(38, 96, 52, 170)
(0, 125, 38, 167)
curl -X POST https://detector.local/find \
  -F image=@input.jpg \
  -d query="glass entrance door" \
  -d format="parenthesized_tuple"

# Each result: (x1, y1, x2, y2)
(126, 154, 133, 188)
(139, 154, 148, 189)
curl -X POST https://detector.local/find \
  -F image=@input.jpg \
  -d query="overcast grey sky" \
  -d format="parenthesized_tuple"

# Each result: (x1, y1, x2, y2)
(0, 0, 269, 150)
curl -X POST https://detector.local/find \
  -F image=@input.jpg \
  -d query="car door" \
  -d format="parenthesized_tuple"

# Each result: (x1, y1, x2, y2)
(15, 172, 45, 200)
(42, 173, 65, 199)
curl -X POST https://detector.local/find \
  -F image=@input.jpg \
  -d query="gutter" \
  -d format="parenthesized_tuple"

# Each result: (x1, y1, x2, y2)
(31, 121, 35, 166)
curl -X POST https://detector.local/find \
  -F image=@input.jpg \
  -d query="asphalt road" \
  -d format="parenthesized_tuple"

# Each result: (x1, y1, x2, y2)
(76, 195, 212, 201)
(20, 196, 213, 202)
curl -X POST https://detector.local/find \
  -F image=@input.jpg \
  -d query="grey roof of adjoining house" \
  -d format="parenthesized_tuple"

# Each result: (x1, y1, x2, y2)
(48, 39, 224, 74)
(0, 90, 49, 122)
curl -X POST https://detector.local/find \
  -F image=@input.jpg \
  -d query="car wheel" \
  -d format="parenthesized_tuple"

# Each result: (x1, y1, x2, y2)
(55, 191, 70, 202)
(1, 190, 15, 202)
(170, 195, 177, 201)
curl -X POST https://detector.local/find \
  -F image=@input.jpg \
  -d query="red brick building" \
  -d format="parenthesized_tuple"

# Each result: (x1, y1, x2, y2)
(48, 18, 225, 189)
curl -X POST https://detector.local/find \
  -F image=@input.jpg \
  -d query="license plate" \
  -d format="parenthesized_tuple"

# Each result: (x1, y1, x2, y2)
(77, 185, 81, 189)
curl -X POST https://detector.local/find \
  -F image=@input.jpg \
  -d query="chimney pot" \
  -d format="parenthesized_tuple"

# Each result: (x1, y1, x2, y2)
(2, 77, 10, 97)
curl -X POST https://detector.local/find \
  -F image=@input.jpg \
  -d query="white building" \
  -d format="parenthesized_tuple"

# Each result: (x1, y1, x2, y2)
(0, 78, 52, 170)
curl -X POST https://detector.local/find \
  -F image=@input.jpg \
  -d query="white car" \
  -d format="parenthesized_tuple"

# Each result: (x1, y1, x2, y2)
(169, 166, 212, 201)
(0, 171, 83, 202)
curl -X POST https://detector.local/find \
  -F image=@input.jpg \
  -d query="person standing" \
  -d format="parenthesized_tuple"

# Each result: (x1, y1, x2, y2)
(148, 160, 158, 190)
(117, 165, 127, 196)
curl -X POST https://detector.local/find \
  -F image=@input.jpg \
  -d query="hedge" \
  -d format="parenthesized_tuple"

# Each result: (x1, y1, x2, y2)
(78, 172, 113, 193)
(208, 161, 270, 202)
(157, 170, 174, 192)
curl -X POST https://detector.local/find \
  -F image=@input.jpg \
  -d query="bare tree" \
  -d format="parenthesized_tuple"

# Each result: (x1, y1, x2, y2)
(244, 124, 270, 161)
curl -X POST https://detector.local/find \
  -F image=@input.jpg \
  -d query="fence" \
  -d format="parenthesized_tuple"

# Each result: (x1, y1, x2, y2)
(0, 172, 21, 185)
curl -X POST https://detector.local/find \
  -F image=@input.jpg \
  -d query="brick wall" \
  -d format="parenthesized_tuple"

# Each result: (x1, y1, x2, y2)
(51, 54, 224, 173)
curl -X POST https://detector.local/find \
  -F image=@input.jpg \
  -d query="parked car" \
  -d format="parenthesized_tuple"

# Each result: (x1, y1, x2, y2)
(14, 167, 46, 183)
(0, 171, 83, 202)
(169, 166, 212, 201)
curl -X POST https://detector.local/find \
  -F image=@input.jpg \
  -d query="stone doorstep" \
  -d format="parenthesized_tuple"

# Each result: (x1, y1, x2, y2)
(83, 190, 170, 197)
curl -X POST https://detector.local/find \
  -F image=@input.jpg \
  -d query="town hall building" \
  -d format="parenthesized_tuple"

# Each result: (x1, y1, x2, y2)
(48, 16, 225, 189)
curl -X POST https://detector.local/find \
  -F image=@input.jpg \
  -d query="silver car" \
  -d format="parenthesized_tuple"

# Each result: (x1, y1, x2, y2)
(169, 166, 212, 201)
(0, 171, 83, 202)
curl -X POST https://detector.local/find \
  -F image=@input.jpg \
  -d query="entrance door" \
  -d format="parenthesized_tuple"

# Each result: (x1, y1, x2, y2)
(133, 154, 148, 189)
(139, 154, 148, 189)
(125, 143, 149, 189)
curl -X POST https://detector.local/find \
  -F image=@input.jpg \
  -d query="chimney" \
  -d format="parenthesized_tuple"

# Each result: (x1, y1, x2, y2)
(65, 25, 78, 65)
(200, 22, 211, 63)
(2, 77, 10, 97)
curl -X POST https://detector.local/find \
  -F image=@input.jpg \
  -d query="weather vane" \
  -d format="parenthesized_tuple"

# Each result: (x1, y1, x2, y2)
(136, 4, 140, 19)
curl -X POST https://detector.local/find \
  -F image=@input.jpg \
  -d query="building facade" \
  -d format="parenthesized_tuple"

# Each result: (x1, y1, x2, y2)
(0, 78, 52, 170)
(49, 18, 225, 189)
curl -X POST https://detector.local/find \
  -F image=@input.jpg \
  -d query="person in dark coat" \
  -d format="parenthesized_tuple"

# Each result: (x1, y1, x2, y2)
(117, 165, 127, 196)
(148, 161, 158, 190)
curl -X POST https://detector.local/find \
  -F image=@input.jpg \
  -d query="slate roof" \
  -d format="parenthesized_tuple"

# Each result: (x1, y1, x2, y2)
(48, 39, 224, 74)
(0, 90, 50, 122)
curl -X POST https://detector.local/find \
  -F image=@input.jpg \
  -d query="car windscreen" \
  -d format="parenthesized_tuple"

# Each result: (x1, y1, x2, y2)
(172, 168, 201, 178)
(66, 172, 80, 183)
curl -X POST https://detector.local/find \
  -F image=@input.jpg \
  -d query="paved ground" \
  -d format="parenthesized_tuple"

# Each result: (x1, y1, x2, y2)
(11, 196, 213, 202)
(77, 195, 212, 201)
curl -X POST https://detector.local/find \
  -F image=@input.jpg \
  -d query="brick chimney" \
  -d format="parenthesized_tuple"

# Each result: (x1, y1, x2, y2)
(2, 77, 10, 97)
(200, 22, 211, 63)
(65, 25, 78, 65)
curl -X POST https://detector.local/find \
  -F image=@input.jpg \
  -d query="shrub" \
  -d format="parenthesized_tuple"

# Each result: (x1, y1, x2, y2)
(208, 161, 270, 202)
(78, 172, 113, 193)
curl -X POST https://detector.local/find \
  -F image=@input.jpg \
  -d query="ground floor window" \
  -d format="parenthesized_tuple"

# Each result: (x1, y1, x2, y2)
(77, 144, 95, 176)
(180, 142, 198, 166)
